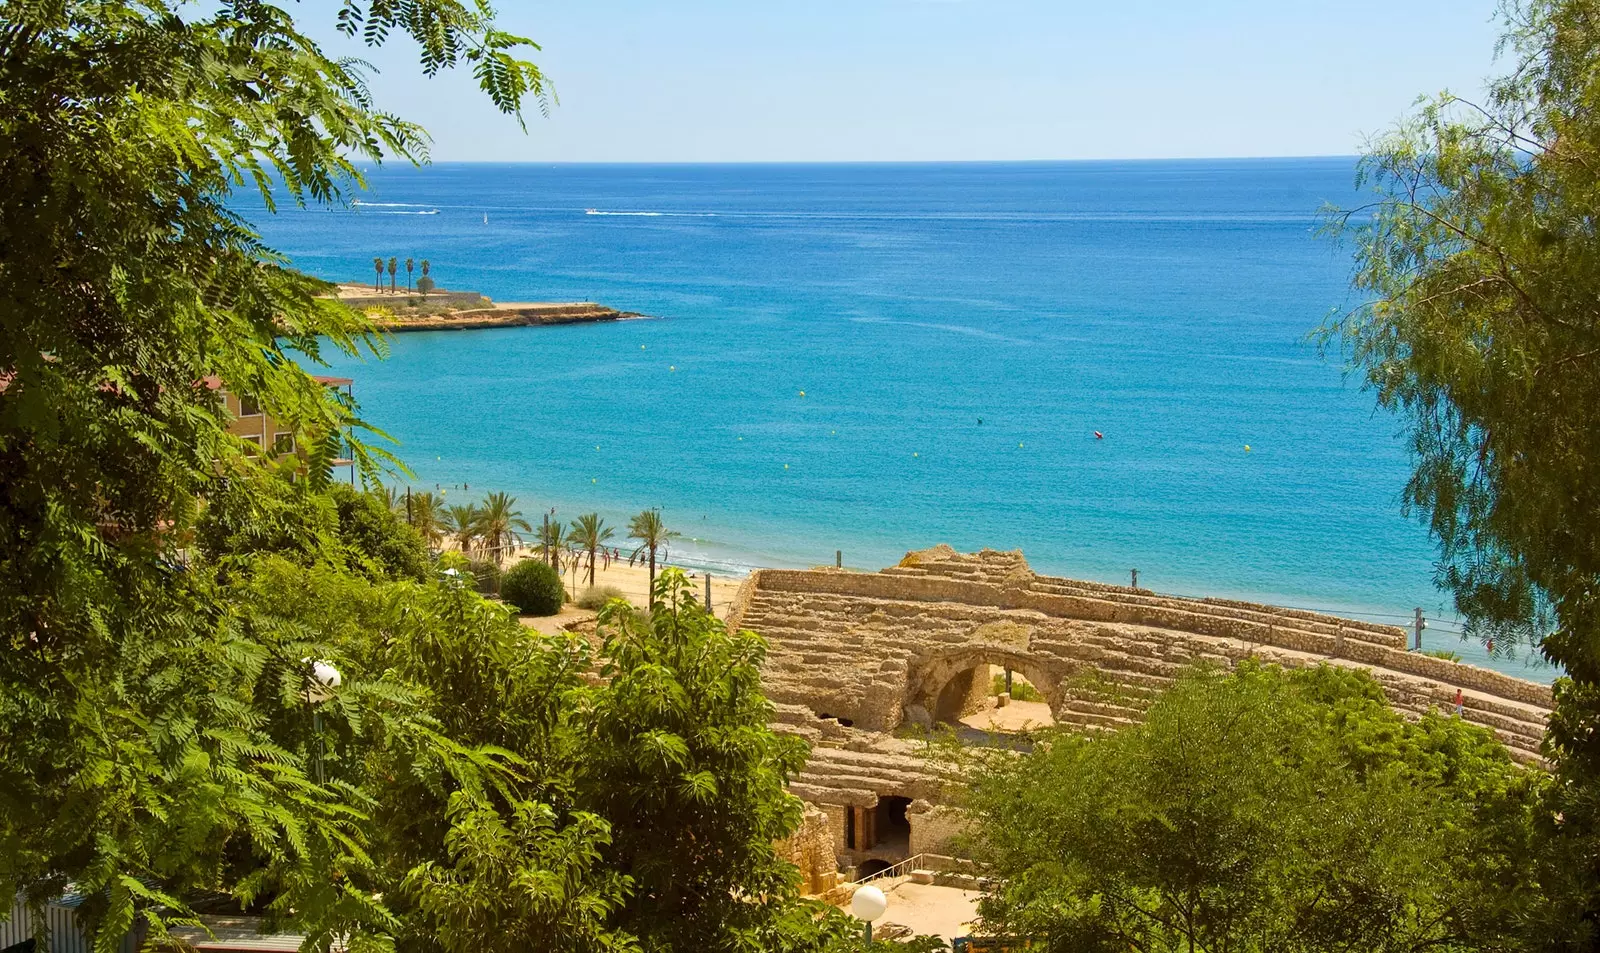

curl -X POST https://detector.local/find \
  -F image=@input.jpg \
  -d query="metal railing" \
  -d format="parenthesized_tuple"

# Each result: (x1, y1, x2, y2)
(850, 852, 930, 886)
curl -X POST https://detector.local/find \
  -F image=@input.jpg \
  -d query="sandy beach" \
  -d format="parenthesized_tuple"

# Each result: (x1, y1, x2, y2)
(511, 549, 749, 634)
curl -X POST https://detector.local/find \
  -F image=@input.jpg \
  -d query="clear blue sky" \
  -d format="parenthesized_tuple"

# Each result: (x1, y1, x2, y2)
(319, 0, 1505, 162)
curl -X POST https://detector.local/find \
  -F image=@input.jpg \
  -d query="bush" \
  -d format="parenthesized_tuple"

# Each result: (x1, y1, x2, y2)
(576, 585, 628, 610)
(991, 672, 1043, 702)
(1421, 649, 1464, 662)
(502, 559, 566, 616)
(466, 558, 501, 595)
(416, 275, 435, 295)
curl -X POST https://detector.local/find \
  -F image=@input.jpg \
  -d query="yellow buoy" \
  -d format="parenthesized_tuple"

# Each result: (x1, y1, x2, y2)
(1019, 442, 1025, 448)
(913, 452, 919, 457)
(831, 430, 836, 435)
(1244, 444, 1252, 452)
(595, 445, 600, 451)
(670, 365, 676, 372)
(640, 344, 646, 350)
(799, 390, 806, 397)
(592, 478, 597, 484)
(784, 464, 790, 470)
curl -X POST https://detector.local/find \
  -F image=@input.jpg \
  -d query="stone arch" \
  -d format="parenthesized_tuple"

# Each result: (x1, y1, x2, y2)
(904, 646, 1072, 727)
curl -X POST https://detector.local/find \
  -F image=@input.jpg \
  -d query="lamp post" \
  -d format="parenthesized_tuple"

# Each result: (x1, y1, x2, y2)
(303, 659, 341, 783)
(850, 883, 887, 942)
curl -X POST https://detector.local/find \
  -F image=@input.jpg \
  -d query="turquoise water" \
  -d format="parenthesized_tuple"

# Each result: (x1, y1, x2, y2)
(241, 159, 1549, 679)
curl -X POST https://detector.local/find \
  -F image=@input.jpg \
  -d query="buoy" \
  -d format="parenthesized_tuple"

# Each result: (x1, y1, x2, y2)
(784, 464, 790, 470)
(640, 344, 646, 349)
(591, 478, 597, 484)
(1019, 442, 1025, 448)
(670, 365, 676, 372)
(595, 445, 600, 450)
(1244, 444, 1252, 452)
(913, 452, 919, 457)
(799, 390, 806, 397)
(738, 437, 744, 441)
(1094, 431, 1103, 440)
(831, 430, 836, 435)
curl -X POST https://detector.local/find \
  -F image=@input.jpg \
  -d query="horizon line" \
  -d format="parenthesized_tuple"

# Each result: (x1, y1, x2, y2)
(394, 154, 1363, 167)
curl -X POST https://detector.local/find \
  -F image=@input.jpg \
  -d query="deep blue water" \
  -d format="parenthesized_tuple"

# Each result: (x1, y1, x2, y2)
(238, 159, 1549, 679)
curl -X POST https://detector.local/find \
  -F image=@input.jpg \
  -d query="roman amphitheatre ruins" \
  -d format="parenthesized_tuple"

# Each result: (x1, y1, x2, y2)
(731, 546, 1554, 893)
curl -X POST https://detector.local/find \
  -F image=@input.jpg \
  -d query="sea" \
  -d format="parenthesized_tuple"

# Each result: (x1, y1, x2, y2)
(236, 159, 1552, 681)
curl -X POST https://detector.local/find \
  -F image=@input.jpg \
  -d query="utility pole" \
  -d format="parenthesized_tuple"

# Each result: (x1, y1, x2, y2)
(705, 573, 712, 610)
(406, 486, 412, 526)
(1004, 668, 1013, 695)
(1130, 568, 1139, 590)
(1414, 607, 1427, 651)
(836, 550, 842, 569)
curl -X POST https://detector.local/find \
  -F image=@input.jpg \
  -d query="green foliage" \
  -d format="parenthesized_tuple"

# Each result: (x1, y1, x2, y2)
(1324, 3, 1600, 940)
(417, 276, 436, 296)
(196, 479, 429, 582)
(626, 509, 680, 606)
(477, 491, 532, 564)
(1422, 648, 1465, 663)
(0, 0, 549, 945)
(966, 662, 1543, 953)
(579, 570, 811, 952)
(466, 558, 502, 595)
(502, 559, 567, 616)
(990, 672, 1042, 702)
(567, 513, 614, 589)
(577, 585, 628, 610)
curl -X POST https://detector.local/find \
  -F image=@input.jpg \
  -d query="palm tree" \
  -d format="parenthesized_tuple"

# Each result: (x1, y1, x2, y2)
(566, 513, 614, 589)
(421, 259, 430, 281)
(371, 484, 403, 512)
(387, 256, 398, 293)
(538, 513, 565, 570)
(405, 257, 415, 291)
(444, 503, 482, 556)
(407, 490, 445, 550)
(478, 491, 531, 565)
(628, 508, 681, 605)
(374, 257, 384, 291)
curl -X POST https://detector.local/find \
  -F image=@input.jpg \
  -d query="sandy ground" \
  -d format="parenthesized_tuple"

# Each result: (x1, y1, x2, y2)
(878, 882, 983, 944)
(513, 555, 748, 634)
(960, 699, 1056, 733)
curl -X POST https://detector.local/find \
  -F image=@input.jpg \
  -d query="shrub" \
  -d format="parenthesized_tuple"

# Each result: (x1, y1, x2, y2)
(416, 276, 435, 295)
(466, 558, 501, 595)
(576, 585, 628, 610)
(1421, 649, 1464, 662)
(991, 672, 1043, 702)
(502, 559, 566, 616)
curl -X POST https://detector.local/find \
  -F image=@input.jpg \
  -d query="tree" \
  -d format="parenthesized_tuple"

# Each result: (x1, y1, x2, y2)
(373, 483, 404, 513)
(444, 503, 483, 557)
(478, 491, 532, 565)
(579, 570, 813, 951)
(375, 256, 385, 291)
(405, 257, 415, 291)
(406, 490, 446, 550)
(626, 509, 680, 606)
(965, 663, 1542, 953)
(1323, 1, 1600, 939)
(388, 256, 398, 293)
(539, 513, 565, 570)
(567, 513, 614, 588)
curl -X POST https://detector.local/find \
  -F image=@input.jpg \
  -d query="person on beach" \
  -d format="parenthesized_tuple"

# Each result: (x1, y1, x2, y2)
(1454, 688, 1464, 717)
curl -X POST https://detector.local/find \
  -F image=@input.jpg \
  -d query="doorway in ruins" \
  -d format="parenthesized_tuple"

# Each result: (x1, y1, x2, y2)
(933, 664, 1056, 734)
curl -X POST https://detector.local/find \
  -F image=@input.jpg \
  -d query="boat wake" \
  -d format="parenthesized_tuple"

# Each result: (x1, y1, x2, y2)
(584, 208, 716, 218)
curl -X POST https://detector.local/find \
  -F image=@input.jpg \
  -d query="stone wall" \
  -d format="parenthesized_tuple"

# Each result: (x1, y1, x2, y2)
(908, 801, 970, 856)
(739, 547, 1556, 870)
(775, 805, 840, 896)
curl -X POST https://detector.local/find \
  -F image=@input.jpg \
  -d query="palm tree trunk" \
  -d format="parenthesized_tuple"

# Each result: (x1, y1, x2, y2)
(588, 544, 597, 587)
(648, 547, 657, 606)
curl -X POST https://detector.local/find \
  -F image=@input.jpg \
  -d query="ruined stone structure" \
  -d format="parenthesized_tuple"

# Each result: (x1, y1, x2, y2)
(727, 546, 1555, 876)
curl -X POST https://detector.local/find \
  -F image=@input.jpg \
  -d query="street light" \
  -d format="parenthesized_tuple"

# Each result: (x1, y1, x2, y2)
(850, 883, 887, 942)
(303, 659, 341, 782)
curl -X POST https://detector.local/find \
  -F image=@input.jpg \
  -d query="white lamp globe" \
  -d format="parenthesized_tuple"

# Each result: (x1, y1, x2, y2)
(305, 659, 342, 703)
(850, 884, 887, 923)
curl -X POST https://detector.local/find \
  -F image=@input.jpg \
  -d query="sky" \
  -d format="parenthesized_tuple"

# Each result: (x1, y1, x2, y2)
(312, 0, 1507, 163)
